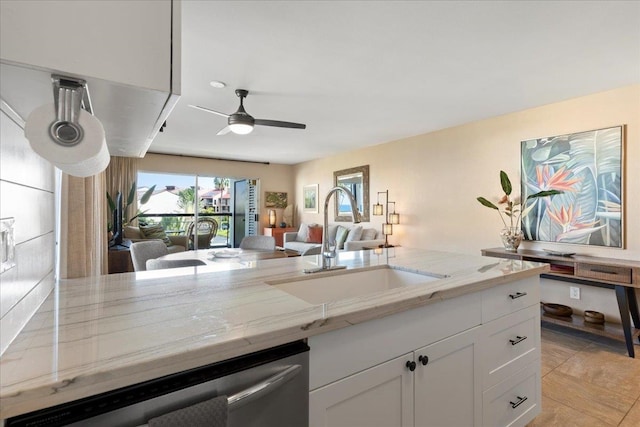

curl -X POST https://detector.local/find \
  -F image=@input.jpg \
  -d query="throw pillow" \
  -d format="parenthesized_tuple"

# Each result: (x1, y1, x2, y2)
(335, 225, 349, 249)
(346, 225, 363, 242)
(306, 226, 323, 243)
(361, 228, 378, 241)
(295, 223, 311, 242)
(123, 225, 142, 239)
(139, 224, 173, 247)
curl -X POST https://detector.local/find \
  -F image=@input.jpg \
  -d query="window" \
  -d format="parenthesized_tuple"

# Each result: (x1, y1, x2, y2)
(137, 172, 233, 248)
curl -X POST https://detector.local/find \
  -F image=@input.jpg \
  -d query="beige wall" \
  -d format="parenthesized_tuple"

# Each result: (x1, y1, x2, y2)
(293, 85, 640, 322)
(0, 110, 55, 354)
(139, 153, 296, 230)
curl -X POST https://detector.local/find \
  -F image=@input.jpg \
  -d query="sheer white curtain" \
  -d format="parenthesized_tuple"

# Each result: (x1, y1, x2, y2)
(59, 172, 107, 278)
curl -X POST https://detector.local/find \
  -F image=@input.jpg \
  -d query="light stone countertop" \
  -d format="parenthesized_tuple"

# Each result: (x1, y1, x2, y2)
(0, 247, 548, 419)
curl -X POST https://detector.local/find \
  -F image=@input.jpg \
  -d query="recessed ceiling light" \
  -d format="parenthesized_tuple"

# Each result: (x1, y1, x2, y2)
(209, 80, 226, 89)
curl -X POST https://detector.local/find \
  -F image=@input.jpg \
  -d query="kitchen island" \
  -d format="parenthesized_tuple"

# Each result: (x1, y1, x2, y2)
(0, 248, 547, 424)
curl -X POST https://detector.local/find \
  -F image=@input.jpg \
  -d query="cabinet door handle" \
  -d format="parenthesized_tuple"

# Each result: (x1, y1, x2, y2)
(509, 335, 527, 346)
(509, 291, 527, 299)
(406, 360, 416, 372)
(418, 355, 429, 366)
(510, 395, 528, 409)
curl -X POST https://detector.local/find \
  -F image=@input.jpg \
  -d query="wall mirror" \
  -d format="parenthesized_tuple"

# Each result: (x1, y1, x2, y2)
(334, 165, 370, 222)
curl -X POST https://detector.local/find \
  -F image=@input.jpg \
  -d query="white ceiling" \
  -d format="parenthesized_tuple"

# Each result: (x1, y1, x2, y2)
(150, 1, 640, 165)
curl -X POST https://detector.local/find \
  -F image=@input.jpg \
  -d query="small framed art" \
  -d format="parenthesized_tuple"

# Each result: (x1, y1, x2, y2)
(303, 184, 319, 213)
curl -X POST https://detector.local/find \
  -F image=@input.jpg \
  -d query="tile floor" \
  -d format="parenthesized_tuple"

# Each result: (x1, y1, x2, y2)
(528, 324, 640, 426)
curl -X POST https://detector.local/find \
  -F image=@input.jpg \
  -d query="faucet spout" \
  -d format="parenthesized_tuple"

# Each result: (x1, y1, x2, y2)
(304, 186, 361, 273)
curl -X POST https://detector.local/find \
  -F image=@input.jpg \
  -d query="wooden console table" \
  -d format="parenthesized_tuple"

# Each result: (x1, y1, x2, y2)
(482, 247, 640, 358)
(264, 227, 297, 248)
(108, 243, 133, 274)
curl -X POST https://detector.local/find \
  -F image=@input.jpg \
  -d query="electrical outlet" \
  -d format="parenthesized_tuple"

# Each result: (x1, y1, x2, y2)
(570, 286, 580, 300)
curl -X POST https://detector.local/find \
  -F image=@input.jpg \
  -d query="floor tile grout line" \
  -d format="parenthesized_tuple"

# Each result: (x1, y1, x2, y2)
(539, 392, 620, 427)
(538, 325, 640, 426)
(542, 347, 638, 425)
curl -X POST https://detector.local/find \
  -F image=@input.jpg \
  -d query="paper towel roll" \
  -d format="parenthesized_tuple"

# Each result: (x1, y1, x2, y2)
(24, 103, 110, 177)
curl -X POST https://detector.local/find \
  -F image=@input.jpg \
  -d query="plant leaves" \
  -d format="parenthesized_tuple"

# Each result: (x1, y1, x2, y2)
(106, 192, 115, 212)
(128, 209, 149, 224)
(477, 197, 499, 210)
(500, 170, 512, 196)
(526, 189, 562, 200)
(127, 181, 137, 206)
(139, 185, 156, 205)
(556, 225, 606, 243)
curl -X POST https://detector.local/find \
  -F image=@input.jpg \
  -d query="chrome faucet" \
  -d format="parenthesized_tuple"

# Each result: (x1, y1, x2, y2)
(304, 186, 361, 273)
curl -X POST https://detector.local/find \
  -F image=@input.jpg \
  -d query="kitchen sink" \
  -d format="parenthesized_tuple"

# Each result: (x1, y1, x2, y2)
(267, 266, 445, 305)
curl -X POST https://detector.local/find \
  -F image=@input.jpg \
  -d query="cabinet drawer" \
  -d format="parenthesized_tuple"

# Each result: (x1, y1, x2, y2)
(482, 277, 540, 323)
(481, 305, 540, 389)
(483, 363, 541, 427)
(575, 263, 632, 284)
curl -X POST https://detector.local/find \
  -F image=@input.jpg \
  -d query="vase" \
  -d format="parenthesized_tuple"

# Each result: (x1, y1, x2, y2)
(500, 227, 523, 252)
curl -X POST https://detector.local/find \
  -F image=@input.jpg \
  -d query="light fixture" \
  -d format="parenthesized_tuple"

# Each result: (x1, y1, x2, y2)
(388, 202, 400, 225)
(268, 209, 277, 227)
(209, 80, 226, 89)
(228, 123, 253, 135)
(382, 223, 393, 248)
(373, 190, 401, 247)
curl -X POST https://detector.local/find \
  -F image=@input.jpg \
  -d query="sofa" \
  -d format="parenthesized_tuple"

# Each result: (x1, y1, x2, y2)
(124, 225, 187, 254)
(283, 223, 385, 255)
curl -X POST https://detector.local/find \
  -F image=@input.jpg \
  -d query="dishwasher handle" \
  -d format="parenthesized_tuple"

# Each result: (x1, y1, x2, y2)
(228, 364, 302, 410)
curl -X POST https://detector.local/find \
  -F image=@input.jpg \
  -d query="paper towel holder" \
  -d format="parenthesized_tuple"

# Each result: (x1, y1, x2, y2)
(50, 75, 93, 147)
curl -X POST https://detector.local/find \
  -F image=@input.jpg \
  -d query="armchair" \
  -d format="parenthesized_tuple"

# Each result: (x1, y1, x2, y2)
(186, 217, 218, 250)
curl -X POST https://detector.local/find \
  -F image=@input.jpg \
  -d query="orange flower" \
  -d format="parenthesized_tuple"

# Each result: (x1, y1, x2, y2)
(535, 165, 580, 192)
(548, 204, 598, 233)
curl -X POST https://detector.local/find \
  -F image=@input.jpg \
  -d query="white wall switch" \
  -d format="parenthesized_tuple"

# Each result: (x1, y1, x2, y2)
(570, 286, 580, 300)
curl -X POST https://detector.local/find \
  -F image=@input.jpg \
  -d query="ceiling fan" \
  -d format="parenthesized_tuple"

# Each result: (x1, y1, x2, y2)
(189, 89, 306, 135)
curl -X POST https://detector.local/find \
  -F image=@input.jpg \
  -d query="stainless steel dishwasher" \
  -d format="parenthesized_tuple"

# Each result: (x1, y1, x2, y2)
(6, 341, 309, 427)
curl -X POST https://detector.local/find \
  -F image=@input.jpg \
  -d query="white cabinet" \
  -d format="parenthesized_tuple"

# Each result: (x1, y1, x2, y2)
(310, 328, 481, 427)
(0, 0, 179, 92)
(415, 327, 482, 427)
(310, 353, 414, 427)
(0, 0, 181, 157)
(309, 276, 541, 427)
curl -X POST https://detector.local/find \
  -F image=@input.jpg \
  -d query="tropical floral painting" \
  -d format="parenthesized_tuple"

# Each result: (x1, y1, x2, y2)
(520, 126, 623, 247)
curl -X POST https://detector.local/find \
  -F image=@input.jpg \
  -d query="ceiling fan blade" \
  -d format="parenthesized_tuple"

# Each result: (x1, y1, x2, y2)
(188, 104, 230, 118)
(254, 119, 306, 129)
(217, 126, 232, 135)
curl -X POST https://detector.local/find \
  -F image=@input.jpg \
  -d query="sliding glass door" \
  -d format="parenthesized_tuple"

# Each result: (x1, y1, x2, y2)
(136, 172, 258, 249)
(137, 172, 232, 249)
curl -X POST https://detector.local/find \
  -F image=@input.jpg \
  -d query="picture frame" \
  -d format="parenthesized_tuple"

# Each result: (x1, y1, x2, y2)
(520, 125, 624, 248)
(265, 191, 288, 208)
(303, 184, 319, 213)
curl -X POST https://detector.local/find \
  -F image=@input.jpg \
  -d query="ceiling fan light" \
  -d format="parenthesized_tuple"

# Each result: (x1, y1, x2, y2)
(229, 123, 254, 135)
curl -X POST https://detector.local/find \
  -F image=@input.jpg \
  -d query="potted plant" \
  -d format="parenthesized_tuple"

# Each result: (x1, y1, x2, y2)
(477, 171, 561, 251)
(107, 182, 155, 230)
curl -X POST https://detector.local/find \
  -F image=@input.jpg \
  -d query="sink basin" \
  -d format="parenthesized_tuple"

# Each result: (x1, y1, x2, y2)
(267, 266, 444, 305)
